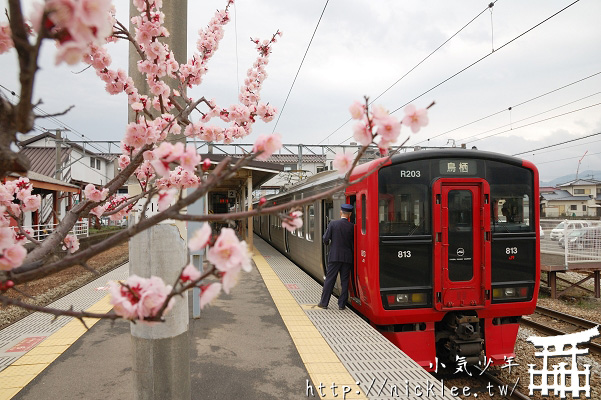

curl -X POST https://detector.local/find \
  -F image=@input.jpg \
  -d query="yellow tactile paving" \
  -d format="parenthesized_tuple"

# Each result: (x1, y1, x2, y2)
(0, 292, 115, 399)
(252, 247, 368, 400)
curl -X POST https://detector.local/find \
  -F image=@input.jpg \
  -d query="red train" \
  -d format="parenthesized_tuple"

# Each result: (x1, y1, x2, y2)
(254, 148, 540, 371)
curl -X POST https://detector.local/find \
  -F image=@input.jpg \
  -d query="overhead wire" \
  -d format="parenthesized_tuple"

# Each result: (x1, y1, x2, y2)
(512, 131, 601, 156)
(336, 0, 582, 145)
(0, 83, 113, 155)
(271, 0, 330, 133)
(388, 0, 581, 116)
(456, 91, 601, 143)
(414, 70, 601, 145)
(466, 102, 601, 144)
(318, 1, 498, 145)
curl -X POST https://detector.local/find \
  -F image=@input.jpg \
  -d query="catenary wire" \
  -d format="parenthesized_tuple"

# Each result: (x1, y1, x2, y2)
(317, 1, 498, 145)
(336, 0, 582, 145)
(456, 91, 601, 143)
(414, 70, 601, 145)
(271, 0, 330, 133)
(512, 131, 601, 156)
(466, 102, 601, 144)
(0, 83, 113, 155)
(389, 0, 581, 116)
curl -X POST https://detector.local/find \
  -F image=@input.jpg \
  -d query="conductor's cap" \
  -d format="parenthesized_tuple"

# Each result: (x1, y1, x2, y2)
(341, 204, 353, 212)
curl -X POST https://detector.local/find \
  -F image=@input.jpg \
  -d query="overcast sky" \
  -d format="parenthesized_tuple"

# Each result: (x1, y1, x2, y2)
(2, 0, 600, 183)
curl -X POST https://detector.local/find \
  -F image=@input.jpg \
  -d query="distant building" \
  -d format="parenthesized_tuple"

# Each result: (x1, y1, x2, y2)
(541, 178, 601, 217)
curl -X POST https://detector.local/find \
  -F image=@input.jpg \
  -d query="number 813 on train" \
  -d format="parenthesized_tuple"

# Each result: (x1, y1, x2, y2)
(254, 149, 539, 371)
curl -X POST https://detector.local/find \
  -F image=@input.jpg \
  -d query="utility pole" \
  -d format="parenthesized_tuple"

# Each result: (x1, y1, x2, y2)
(49, 129, 70, 181)
(128, 2, 191, 399)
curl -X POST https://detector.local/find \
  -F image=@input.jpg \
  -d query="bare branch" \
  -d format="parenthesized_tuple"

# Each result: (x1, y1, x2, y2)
(34, 105, 75, 119)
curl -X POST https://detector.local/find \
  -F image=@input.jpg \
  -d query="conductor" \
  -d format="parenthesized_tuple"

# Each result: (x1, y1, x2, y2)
(318, 203, 354, 310)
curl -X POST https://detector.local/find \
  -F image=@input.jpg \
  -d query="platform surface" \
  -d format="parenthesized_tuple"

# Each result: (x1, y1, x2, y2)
(0, 235, 456, 399)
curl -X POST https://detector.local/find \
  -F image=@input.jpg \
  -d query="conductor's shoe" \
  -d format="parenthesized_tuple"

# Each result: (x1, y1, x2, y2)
(338, 306, 346, 310)
(317, 304, 328, 309)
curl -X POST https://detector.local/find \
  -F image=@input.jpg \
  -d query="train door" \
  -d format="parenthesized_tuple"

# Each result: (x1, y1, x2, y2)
(433, 179, 491, 310)
(347, 194, 359, 301)
(322, 200, 334, 276)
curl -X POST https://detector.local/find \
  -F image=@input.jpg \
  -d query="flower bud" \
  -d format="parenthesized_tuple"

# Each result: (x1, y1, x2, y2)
(202, 158, 212, 171)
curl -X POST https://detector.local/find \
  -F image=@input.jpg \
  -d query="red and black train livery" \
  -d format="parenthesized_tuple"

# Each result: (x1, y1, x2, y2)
(254, 148, 540, 370)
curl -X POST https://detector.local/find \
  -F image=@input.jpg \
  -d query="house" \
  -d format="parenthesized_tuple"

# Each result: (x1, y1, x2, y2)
(17, 132, 117, 227)
(541, 178, 601, 217)
(19, 132, 115, 187)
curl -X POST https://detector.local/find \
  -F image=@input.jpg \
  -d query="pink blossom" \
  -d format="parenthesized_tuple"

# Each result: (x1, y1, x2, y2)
(118, 155, 130, 170)
(0, 227, 13, 251)
(137, 276, 174, 320)
(180, 146, 201, 173)
(21, 195, 41, 212)
(401, 104, 429, 133)
(84, 183, 109, 202)
(199, 282, 222, 309)
(180, 263, 201, 283)
(221, 269, 240, 294)
(109, 275, 174, 322)
(371, 104, 390, 123)
(333, 153, 354, 175)
(150, 159, 171, 177)
(188, 223, 212, 251)
(157, 189, 177, 212)
(90, 204, 107, 218)
(349, 101, 365, 120)
(0, 24, 13, 55)
(62, 234, 80, 253)
(0, 184, 13, 203)
(282, 211, 303, 232)
(207, 228, 251, 273)
(375, 115, 401, 143)
(252, 134, 282, 161)
(0, 244, 27, 271)
(353, 121, 372, 147)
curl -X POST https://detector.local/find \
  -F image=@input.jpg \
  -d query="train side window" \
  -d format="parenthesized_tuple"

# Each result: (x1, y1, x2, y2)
(361, 194, 366, 235)
(298, 210, 305, 237)
(307, 205, 315, 241)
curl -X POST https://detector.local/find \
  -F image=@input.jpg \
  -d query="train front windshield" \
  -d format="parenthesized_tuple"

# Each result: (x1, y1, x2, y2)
(377, 157, 537, 309)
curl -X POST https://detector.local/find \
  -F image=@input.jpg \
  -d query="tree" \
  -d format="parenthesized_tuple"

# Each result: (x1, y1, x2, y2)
(0, 0, 430, 325)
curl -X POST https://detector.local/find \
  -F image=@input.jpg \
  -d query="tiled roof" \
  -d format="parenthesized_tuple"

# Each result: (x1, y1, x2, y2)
(19, 132, 111, 160)
(263, 154, 326, 164)
(542, 189, 592, 201)
(19, 147, 72, 179)
(557, 178, 601, 187)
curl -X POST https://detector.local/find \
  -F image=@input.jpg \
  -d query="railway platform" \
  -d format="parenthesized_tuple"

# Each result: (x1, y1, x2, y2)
(0, 236, 456, 400)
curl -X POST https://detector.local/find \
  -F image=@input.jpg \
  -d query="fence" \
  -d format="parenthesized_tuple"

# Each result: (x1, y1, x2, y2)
(541, 219, 601, 268)
(12, 219, 89, 243)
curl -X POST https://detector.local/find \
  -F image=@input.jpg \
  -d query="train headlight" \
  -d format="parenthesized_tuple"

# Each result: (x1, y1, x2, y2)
(397, 294, 409, 303)
(385, 292, 429, 308)
(492, 286, 530, 301)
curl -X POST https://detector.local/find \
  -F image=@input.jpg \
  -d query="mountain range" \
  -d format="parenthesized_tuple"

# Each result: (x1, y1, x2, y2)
(540, 170, 601, 187)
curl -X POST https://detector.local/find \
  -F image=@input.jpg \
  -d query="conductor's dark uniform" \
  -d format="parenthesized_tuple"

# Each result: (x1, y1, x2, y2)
(318, 204, 354, 310)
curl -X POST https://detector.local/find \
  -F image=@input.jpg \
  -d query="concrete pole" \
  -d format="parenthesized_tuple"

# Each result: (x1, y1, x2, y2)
(128, 1, 190, 399)
(130, 225, 190, 400)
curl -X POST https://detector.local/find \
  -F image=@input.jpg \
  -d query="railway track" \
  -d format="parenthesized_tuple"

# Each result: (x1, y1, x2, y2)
(520, 305, 601, 356)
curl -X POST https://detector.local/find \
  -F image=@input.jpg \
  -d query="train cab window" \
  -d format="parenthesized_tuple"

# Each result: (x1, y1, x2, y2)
(307, 205, 315, 241)
(491, 192, 531, 233)
(378, 186, 429, 236)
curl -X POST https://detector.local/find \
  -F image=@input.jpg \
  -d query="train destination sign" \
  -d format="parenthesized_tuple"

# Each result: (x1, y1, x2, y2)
(439, 159, 478, 175)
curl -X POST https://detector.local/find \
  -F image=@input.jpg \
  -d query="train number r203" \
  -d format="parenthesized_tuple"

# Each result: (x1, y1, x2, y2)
(398, 250, 412, 258)
(400, 170, 421, 178)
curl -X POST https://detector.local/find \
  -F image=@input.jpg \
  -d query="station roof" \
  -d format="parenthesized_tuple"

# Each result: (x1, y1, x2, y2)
(6, 171, 80, 193)
(200, 154, 284, 192)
